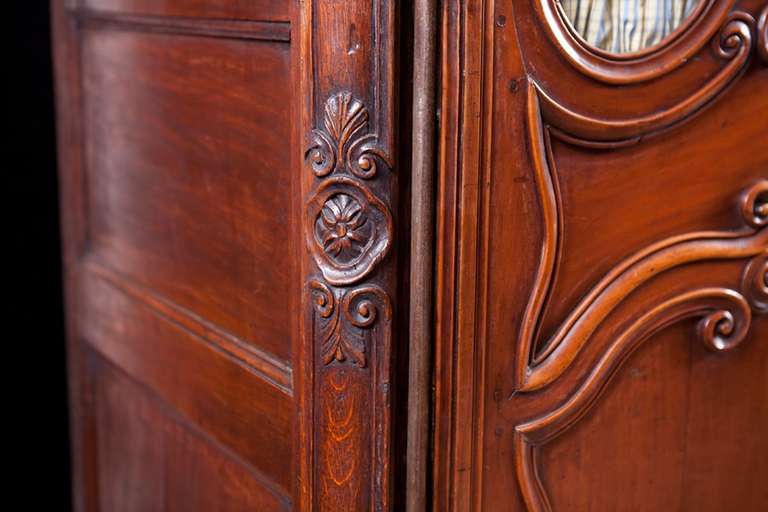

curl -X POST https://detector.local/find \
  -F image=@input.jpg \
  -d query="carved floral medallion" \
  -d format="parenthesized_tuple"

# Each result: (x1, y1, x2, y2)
(305, 93, 394, 367)
(317, 194, 370, 261)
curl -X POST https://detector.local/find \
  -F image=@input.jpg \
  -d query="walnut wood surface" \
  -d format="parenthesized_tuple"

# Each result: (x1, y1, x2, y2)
(54, 0, 408, 510)
(433, 0, 768, 510)
(54, 0, 767, 509)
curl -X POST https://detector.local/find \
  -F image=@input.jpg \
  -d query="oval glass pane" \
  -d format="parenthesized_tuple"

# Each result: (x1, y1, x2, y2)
(557, 0, 701, 54)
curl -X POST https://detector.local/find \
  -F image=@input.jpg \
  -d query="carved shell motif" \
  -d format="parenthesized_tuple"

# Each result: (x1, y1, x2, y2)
(307, 92, 392, 180)
(305, 93, 394, 366)
(305, 94, 393, 286)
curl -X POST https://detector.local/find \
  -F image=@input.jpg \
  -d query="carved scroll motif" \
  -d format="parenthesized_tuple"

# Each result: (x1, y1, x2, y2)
(535, 8, 763, 147)
(306, 93, 394, 367)
(306, 94, 394, 287)
(512, 84, 768, 512)
(305, 93, 394, 511)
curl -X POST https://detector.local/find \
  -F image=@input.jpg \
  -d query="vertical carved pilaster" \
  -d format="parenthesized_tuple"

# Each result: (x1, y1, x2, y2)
(299, 2, 398, 510)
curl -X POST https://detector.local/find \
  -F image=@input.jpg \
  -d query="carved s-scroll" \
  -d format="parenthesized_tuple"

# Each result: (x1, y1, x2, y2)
(305, 92, 394, 511)
(512, 83, 767, 511)
(514, 289, 754, 512)
(535, 8, 761, 146)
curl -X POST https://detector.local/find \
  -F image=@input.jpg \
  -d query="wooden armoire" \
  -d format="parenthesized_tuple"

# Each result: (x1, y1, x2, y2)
(53, 0, 767, 510)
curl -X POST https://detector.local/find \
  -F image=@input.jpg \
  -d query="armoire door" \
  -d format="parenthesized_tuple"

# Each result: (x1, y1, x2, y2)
(434, 0, 767, 510)
(53, 0, 408, 510)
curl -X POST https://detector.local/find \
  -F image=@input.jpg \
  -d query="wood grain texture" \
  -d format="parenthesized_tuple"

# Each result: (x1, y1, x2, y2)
(297, 0, 404, 510)
(90, 352, 291, 511)
(77, 9, 291, 42)
(54, 0, 309, 509)
(81, 27, 295, 363)
(433, 0, 768, 510)
(79, 0, 290, 22)
(407, 0, 438, 510)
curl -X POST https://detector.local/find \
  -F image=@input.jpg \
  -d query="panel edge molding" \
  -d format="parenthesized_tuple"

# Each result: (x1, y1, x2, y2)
(529, 4, 767, 146)
(512, 83, 768, 511)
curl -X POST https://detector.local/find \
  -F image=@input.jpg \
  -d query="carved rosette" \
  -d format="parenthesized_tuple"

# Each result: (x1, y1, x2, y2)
(305, 93, 395, 511)
(306, 177, 392, 286)
(305, 92, 394, 366)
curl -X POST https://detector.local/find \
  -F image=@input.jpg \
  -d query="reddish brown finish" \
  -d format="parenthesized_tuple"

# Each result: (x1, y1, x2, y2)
(54, 0, 408, 510)
(433, 0, 768, 510)
(298, 0, 404, 509)
(81, 0, 290, 22)
(55, 0, 767, 509)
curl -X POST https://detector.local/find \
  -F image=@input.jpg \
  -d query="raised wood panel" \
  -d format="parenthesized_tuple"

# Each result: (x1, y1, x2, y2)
(89, 352, 291, 511)
(540, 319, 768, 511)
(538, 73, 768, 342)
(81, 28, 296, 363)
(434, 0, 768, 510)
(80, 0, 290, 22)
(80, 269, 294, 495)
(56, 0, 412, 507)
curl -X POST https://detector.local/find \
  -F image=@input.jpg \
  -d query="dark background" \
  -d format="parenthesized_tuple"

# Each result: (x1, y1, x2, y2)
(12, 1, 71, 509)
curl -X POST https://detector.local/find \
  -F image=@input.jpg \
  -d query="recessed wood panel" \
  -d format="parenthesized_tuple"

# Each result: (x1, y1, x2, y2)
(90, 351, 291, 511)
(80, 269, 294, 493)
(540, 319, 768, 511)
(82, 28, 295, 363)
(81, 0, 290, 22)
(538, 74, 768, 342)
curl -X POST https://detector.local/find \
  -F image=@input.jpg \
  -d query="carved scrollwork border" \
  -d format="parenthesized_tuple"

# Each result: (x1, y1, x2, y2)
(305, 92, 394, 365)
(512, 84, 768, 511)
(532, 0, 737, 84)
(530, 4, 766, 146)
(302, 87, 396, 510)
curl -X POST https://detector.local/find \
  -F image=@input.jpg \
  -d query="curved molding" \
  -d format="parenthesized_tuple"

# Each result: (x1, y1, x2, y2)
(514, 86, 768, 510)
(533, 0, 735, 84)
(516, 89, 768, 391)
(759, 4, 768, 63)
(516, 87, 560, 389)
(515, 288, 753, 512)
(529, 8, 763, 146)
(523, 228, 767, 391)
(534, 10, 755, 145)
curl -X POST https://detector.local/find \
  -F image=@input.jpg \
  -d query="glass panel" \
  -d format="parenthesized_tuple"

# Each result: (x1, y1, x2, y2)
(558, 0, 701, 54)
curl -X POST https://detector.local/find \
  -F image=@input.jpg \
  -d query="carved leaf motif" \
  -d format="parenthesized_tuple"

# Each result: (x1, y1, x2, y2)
(309, 280, 391, 367)
(306, 93, 392, 179)
(323, 93, 368, 157)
